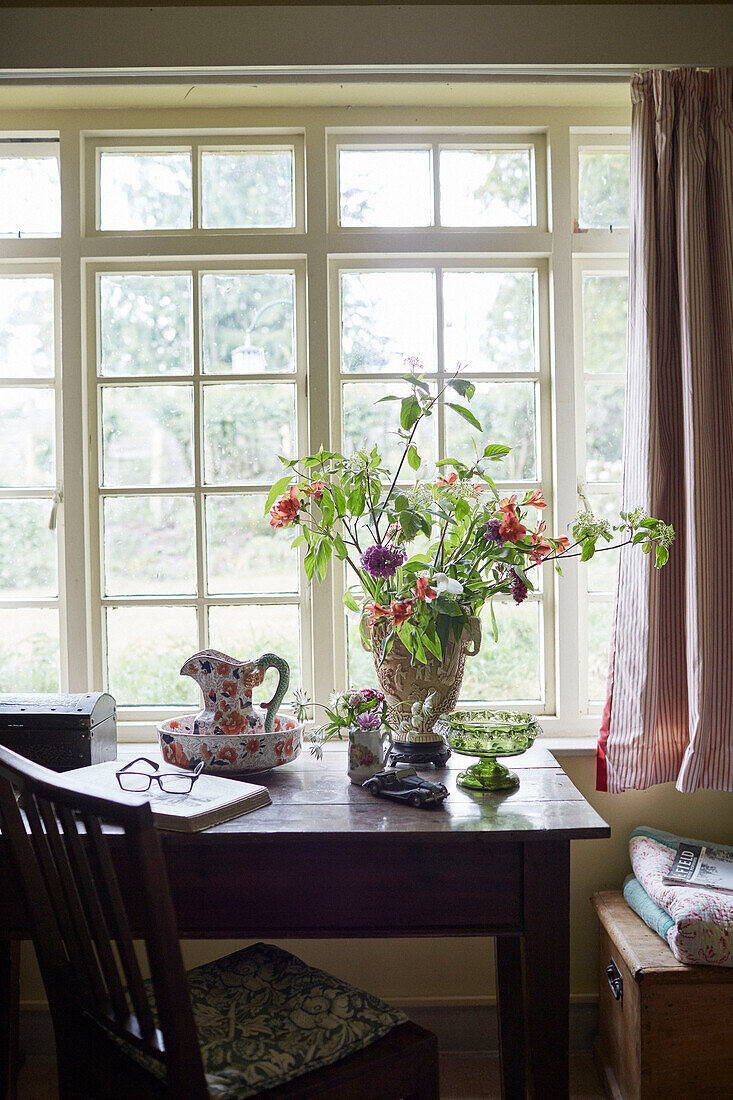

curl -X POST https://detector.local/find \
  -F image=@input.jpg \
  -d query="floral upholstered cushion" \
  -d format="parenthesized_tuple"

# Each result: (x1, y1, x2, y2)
(628, 827, 733, 967)
(127, 942, 407, 1098)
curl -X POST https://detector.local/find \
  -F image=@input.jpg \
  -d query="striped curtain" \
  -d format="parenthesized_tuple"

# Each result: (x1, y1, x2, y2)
(597, 69, 733, 793)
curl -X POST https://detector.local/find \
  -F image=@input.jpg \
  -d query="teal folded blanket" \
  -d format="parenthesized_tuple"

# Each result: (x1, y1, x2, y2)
(623, 873, 675, 942)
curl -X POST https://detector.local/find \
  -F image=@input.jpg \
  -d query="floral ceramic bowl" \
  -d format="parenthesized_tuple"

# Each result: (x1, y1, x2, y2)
(157, 710, 304, 776)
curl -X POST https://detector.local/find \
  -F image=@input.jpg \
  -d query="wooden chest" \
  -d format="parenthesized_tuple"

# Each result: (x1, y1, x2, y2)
(0, 693, 117, 771)
(592, 890, 733, 1100)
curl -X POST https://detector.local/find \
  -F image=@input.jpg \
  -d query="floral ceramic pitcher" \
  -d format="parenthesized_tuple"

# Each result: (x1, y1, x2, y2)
(180, 649, 290, 735)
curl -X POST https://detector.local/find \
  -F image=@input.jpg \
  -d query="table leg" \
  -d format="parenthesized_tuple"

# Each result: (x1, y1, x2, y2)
(0, 940, 20, 1100)
(523, 840, 570, 1100)
(495, 935, 525, 1100)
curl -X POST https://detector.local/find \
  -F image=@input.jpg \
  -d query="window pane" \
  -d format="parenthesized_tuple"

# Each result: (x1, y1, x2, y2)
(443, 271, 536, 373)
(588, 601, 612, 703)
(208, 604, 301, 689)
(338, 149, 433, 227)
(99, 274, 193, 377)
(346, 607, 380, 690)
(440, 149, 533, 226)
(0, 156, 60, 238)
(0, 500, 57, 597)
(582, 274, 627, 374)
(106, 605, 198, 706)
(0, 609, 60, 691)
(203, 383, 296, 485)
(201, 272, 295, 374)
(99, 151, 192, 231)
(460, 601, 542, 703)
(103, 495, 196, 596)
(205, 494, 299, 595)
(585, 491, 621, 594)
(578, 150, 630, 230)
(444, 381, 537, 481)
(101, 385, 193, 487)
(201, 150, 294, 228)
(585, 382, 624, 482)
(0, 277, 55, 378)
(0, 388, 55, 487)
(342, 381, 435, 472)
(340, 271, 436, 373)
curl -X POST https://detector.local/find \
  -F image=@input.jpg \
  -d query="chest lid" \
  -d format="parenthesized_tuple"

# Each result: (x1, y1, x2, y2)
(0, 693, 116, 731)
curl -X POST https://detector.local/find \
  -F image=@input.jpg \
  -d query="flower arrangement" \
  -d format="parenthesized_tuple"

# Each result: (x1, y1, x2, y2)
(292, 686, 386, 758)
(266, 361, 674, 669)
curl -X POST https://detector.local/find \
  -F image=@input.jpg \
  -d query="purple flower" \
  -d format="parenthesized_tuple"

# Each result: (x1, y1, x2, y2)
(510, 569, 528, 605)
(359, 688, 384, 702)
(485, 519, 504, 544)
(355, 710, 382, 730)
(360, 543, 407, 579)
(348, 692, 362, 707)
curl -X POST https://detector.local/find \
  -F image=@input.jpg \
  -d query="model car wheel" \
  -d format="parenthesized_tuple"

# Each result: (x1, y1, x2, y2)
(368, 781, 381, 796)
(409, 792, 423, 808)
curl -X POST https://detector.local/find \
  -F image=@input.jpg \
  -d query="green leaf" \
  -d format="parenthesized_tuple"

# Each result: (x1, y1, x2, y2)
(512, 566, 533, 590)
(580, 540, 596, 561)
(264, 475, 293, 515)
(347, 483, 365, 516)
(489, 601, 499, 642)
(400, 395, 422, 431)
(448, 377, 476, 400)
(343, 590, 360, 611)
(454, 497, 470, 521)
(655, 545, 669, 568)
(333, 534, 348, 560)
(329, 483, 346, 514)
(446, 402, 483, 432)
(402, 372, 430, 392)
(422, 622, 443, 660)
(407, 445, 421, 471)
(315, 538, 332, 582)
(290, 535, 306, 548)
(376, 395, 401, 403)
(483, 443, 512, 460)
(398, 509, 423, 540)
(304, 548, 316, 581)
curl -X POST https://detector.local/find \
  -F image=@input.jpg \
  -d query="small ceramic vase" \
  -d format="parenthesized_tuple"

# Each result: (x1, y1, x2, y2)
(347, 725, 392, 786)
(180, 649, 290, 736)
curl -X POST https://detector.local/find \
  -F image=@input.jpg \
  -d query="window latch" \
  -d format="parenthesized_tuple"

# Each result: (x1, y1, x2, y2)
(49, 488, 63, 531)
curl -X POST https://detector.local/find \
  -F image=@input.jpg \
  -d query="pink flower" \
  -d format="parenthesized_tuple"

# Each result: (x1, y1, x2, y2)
(269, 486, 301, 529)
(437, 472, 458, 487)
(302, 480, 327, 502)
(523, 489, 546, 509)
(390, 599, 415, 627)
(499, 494, 518, 513)
(367, 602, 391, 627)
(500, 509, 527, 544)
(415, 575, 437, 601)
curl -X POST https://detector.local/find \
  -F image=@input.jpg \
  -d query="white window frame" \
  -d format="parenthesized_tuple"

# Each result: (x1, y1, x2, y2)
(0, 106, 631, 739)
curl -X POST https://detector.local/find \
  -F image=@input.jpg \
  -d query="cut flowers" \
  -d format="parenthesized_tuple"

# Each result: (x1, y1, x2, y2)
(266, 360, 674, 672)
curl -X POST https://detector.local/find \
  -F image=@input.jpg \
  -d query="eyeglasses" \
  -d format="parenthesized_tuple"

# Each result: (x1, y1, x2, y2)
(115, 757, 204, 795)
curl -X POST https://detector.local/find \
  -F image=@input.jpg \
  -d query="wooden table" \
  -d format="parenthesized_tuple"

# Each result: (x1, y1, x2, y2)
(0, 744, 608, 1100)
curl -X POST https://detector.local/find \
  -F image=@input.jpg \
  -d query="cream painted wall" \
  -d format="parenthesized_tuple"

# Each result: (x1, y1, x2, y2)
(19, 751, 733, 1010)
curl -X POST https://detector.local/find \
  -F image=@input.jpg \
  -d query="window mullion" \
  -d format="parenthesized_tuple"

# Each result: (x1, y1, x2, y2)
(59, 123, 93, 693)
(547, 121, 580, 729)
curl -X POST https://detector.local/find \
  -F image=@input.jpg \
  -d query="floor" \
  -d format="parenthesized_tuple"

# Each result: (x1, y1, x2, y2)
(19, 1053, 606, 1098)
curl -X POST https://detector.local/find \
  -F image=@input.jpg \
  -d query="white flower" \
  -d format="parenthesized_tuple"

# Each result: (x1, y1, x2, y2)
(347, 452, 368, 474)
(433, 573, 464, 597)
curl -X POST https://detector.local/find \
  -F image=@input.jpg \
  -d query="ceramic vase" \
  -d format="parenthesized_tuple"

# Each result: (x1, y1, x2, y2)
(364, 616, 482, 740)
(347, 726, 392, 786)
(179, 649, 289, 735)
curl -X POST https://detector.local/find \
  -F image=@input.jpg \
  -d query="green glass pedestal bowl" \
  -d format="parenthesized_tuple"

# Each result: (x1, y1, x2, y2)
(434, 709, 541, 791)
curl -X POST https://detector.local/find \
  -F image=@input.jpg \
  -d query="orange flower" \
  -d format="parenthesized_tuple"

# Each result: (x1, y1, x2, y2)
(529, 530, 569, 563)
(499, 494, 518, 513)
(199, 743, 214, 763)
(390, 599, 415, 627)
(246, 738, 260, 754)
(302, 480, 327, 502)
(217, 744, 237, 765)
(437, 472, 458, 487)
(219, 712, 247, 735)
(221, 679, 238, 697)
(523, 489, 546, 509)
(367, 602, 392, 627)
(269, 486, 301, 529)
(169, 720, 179, 730)
(165, 741, 190, 769)
(500, 509, 527, 544)
(415, 575, 437, 601)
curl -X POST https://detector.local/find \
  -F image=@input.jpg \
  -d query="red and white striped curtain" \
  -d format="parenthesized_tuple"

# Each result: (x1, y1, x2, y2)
(597, 69, 733, 793)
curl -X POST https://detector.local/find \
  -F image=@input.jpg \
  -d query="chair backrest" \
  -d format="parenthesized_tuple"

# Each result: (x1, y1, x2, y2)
(0, 745, 208, 1098)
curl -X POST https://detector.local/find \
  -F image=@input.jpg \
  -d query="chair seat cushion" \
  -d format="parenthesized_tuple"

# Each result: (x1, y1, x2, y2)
(135, 942, 407, 1097)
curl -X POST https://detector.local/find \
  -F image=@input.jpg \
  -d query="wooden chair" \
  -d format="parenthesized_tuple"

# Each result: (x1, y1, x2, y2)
(0, 746, 438, 1099)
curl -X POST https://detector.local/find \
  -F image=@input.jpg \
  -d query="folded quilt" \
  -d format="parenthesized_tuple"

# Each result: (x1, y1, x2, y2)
(628, 826, 733, 967)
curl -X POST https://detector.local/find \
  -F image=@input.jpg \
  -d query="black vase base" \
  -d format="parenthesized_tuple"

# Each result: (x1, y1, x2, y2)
(388, 741, 451, 769)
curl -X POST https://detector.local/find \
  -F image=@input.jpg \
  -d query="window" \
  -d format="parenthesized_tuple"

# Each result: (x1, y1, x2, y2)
(0, 110, 629, 737)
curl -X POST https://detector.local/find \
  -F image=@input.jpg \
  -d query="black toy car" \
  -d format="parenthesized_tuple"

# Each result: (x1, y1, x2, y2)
(362, 766, 449, 808)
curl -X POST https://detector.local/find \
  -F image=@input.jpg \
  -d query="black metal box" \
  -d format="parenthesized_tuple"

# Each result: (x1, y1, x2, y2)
(0, 693, 117, 771)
